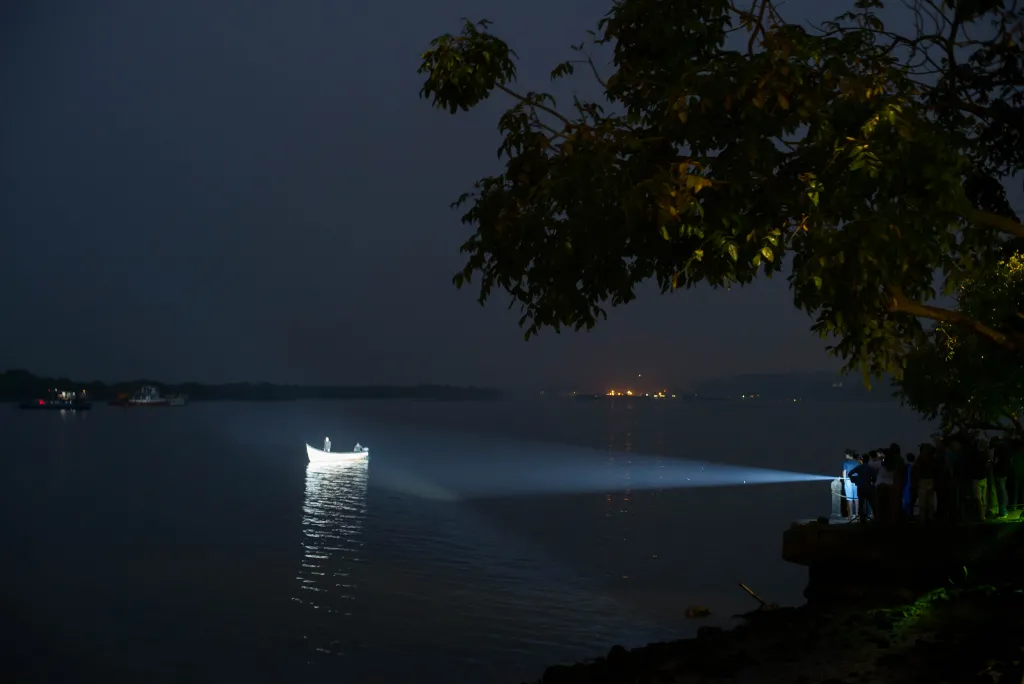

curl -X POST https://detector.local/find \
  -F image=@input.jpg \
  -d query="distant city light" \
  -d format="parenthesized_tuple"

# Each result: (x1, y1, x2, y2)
(604, 388, 671, 398)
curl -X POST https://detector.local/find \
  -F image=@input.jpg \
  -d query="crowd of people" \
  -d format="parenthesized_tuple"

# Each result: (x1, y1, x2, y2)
(837, 434, 1024, 524)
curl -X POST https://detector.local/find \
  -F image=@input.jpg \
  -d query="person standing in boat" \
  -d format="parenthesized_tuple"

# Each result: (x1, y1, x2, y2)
(324, 437, 331, 452)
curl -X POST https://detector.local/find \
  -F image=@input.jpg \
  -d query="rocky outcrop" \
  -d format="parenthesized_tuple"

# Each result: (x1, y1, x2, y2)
(529, 584, 1024, 684)
(784, 518, 1024, 602)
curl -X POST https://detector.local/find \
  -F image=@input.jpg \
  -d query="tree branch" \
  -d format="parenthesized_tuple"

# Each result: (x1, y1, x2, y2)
(973, 422, 1015, 433)
(888, 286, 1016, 349)
(528, 115, 568, 141)
(496, 85, 575, 128)
(576, 55, 609, 89)
(746, 0, 772, 55)
(968, 209, 1024, 239)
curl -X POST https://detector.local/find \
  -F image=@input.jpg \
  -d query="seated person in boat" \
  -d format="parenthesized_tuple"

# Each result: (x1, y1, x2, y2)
(354, 442, 362, 452)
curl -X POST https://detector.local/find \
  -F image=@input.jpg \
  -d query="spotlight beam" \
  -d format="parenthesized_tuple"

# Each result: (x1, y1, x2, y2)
(377, 447, 832, 501)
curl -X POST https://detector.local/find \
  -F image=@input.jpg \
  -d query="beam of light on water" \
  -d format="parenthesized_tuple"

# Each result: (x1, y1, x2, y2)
(369, 466, 462, 502)
(375, 441, 833, 502)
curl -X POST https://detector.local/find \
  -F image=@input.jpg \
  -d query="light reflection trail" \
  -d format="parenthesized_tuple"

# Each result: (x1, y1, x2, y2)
(293, 459, 369, 655)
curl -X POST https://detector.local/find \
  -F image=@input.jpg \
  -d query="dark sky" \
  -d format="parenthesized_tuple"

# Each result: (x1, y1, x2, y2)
(1, 0, 859, 390)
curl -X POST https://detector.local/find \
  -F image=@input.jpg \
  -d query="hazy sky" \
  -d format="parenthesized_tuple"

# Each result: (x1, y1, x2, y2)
(1, 1, 877, 389)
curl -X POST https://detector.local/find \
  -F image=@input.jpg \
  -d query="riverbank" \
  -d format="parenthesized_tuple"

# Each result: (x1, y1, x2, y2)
(531, 582, 1024, 683)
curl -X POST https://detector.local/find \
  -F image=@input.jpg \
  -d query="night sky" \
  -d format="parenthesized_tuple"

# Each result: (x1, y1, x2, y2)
(2, 0, 876, 390)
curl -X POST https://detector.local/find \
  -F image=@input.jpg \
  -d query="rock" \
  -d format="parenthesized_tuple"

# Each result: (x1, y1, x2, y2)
(630, 642, 673, 671)
(875, 653, 902, 668)
(531, 583, 1024, 684)
(606, 645, 631, 673)
(696, 626, 723, 640)
(541, 663, 589, 684)
(870, 612, 894, 629)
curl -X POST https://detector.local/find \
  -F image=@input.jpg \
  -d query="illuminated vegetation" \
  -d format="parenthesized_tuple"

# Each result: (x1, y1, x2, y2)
(896, 250, 1024, 434)
(418, 0, 1024, 384)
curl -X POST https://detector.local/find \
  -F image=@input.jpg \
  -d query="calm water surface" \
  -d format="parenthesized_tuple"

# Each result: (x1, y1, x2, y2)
(1, 399, 932, 683)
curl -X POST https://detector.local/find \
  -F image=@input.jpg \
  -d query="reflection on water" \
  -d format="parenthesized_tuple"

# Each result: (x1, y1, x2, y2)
(293, 459, 369, 656)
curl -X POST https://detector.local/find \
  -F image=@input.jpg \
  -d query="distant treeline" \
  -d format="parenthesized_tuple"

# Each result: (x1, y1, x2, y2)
(0, 369, 501, 402)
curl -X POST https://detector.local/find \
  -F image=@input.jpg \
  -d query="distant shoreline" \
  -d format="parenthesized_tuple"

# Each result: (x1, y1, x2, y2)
(560, 394, 895, 404)
(0, 369, 501, 402)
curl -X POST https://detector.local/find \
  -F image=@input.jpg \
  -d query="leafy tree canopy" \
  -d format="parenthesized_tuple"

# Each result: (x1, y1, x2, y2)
(418, 0, 1024, 383)
(896, 247, 1024, 434)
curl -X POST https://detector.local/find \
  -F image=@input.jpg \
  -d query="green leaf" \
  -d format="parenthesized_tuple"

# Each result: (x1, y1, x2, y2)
(550, 61, 575, 80)
(727, 243, 739, 262)
(761, 246, 774, 262)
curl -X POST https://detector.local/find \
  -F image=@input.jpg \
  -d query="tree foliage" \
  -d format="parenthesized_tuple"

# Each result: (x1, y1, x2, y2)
(896, 248, 1024, 434)
(417, 0, 1024, 382)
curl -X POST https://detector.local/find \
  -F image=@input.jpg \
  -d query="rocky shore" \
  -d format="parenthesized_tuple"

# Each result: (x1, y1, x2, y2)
(529, 583, 1024, 684)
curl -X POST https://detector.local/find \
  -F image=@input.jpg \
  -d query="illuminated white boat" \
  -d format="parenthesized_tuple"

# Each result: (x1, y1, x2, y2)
(305, 443, 369, 463)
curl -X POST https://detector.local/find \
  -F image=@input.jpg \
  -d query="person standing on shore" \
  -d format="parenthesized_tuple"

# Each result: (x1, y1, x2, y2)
(848, 454, 877, 522)
(966, 439, 992, 521)
(1010, 438, 1024, 513)
(841, 450, 860, 519)
(915, 444, 939, 523)
(885, 444, 906, 522)
(991, 438, 1010, 518)
(942, 435, 966, 522)
(902, 452, 916, 517)
(876, 450, 899, 524)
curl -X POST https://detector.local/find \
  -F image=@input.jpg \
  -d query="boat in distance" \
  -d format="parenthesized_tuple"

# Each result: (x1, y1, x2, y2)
(19, 389, 92, 411)
(306, 443, 369, 463)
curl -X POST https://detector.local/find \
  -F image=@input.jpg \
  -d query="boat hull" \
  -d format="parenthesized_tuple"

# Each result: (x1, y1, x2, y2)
(306, 443, 369, 463)
(126, 400, 170, 406)
(20, 400, 92, 411)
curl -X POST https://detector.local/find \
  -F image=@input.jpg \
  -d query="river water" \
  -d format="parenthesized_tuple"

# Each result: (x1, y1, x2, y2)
(1, 399, 931, 683)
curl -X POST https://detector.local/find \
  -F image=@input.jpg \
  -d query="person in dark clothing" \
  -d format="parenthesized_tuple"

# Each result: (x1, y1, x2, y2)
(916, 444, 940, 522)
(983, 439, 999, 517)
(902, 453, 916, 517)
(1010, 439, 1024, 512)
(848, 453, 877, 522)
(991, 438, 1012, 517)
(877, 449, 901, 523)
(942, 436, 967, 522)
(965, 440, 992, 521)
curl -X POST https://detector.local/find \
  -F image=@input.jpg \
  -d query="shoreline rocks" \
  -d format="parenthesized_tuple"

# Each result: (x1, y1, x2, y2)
(529, 584, 1024, 684)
